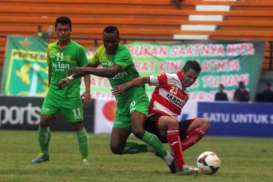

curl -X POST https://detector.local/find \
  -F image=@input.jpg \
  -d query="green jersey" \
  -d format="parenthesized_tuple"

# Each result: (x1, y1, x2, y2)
(90, 44, 145, 100)
(90, 44, 140, 87)
(91, 44, 149, 128)
(47, 40, 88, 97)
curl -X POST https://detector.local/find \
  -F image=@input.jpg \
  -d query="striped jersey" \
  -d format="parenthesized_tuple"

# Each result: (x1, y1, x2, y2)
(148, 71, 188, 117)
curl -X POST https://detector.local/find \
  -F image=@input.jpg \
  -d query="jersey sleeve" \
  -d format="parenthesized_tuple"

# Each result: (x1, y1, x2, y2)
(113, 47, 133, 69)
(149, 73, 168, 86)
(78, 46, 88, 67)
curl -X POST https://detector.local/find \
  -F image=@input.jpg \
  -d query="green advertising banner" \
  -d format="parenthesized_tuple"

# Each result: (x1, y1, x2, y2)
(1, 38, 264, 101)
(90, 41, 264, 101)
(1, 35, 48, 96)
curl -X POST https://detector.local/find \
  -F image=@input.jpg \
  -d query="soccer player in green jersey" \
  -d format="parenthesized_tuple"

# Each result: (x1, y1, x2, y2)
(59, 26, 176, 173)
(32, 16, 90, 164)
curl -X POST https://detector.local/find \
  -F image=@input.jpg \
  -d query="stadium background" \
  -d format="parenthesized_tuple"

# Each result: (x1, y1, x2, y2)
(0, 0, 272, 182)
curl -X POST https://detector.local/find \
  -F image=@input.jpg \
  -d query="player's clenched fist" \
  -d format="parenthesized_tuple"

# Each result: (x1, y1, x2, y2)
(58, 76, 73, 89)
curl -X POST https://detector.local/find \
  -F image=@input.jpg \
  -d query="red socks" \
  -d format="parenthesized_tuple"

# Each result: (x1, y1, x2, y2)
(182, 128, 206, 151)
(166, 128, 207, 170)
(167, 129, 184, 170)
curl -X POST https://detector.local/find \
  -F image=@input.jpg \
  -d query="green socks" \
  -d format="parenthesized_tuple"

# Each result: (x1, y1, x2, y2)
(38, 127, 88, 160)
(76, 128, 89, 159)
(38, 127, 51, 157)
(142, 131, 167, 158)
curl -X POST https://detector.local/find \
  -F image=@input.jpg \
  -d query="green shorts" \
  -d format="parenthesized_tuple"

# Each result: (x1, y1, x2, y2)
(113, 93, 149, 129)
(41, 87, 84, 123)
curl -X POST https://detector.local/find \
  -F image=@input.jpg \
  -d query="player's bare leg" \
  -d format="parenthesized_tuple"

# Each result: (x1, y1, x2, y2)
(110, 128, 131, 154)
(131, 112, 176, 173)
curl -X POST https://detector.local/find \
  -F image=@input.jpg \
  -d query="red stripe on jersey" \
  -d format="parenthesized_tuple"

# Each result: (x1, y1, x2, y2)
(149, 88, 181, 115)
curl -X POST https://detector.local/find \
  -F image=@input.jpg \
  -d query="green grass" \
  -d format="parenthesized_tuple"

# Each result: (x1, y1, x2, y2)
(0, 130, 272, 182)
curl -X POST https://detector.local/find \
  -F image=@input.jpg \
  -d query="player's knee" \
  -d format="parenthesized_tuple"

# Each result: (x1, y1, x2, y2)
(72, 122, 84, 131)
(39, 120, 50, 128)
(201, 118, 210, 132)
(110, 145, 123, 155)
(40, 115, 52, 128)
(167, 120, 179, 130)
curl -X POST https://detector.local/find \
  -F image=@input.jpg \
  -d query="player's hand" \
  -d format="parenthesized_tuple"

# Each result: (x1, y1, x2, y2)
(112, 83, 129, 95)
(82, 91, 91, 105)
(58, 77, 72, 89)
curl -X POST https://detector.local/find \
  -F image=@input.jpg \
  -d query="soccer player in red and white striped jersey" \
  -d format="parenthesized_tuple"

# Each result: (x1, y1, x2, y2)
(112, 60, 209, 174)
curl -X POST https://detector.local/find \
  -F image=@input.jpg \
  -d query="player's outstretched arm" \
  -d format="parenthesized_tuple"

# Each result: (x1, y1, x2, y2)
(72, 64, 122, 78)
(58, 64, 122, 89)
(57, 67, 89, 89)
(56, 68, 87, 89)
(112, 77, 149, 95)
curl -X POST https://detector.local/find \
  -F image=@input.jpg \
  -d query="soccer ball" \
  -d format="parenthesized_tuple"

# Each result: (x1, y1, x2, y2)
(196, 151, 221, 175)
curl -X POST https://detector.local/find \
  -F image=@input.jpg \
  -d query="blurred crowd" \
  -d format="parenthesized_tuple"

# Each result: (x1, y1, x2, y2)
(214, 81, 273, 102)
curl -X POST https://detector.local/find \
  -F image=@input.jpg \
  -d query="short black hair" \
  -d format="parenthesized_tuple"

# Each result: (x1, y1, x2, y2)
(55, 16, 72, 30)
(219, 83, 224, 89)
(103, 25, 119, 37)
(182, 60, 201, 74)
(239, 81, 245, 88)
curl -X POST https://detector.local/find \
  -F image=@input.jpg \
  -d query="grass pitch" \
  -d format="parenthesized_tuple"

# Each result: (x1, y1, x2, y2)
(0, 130, 272, 182)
